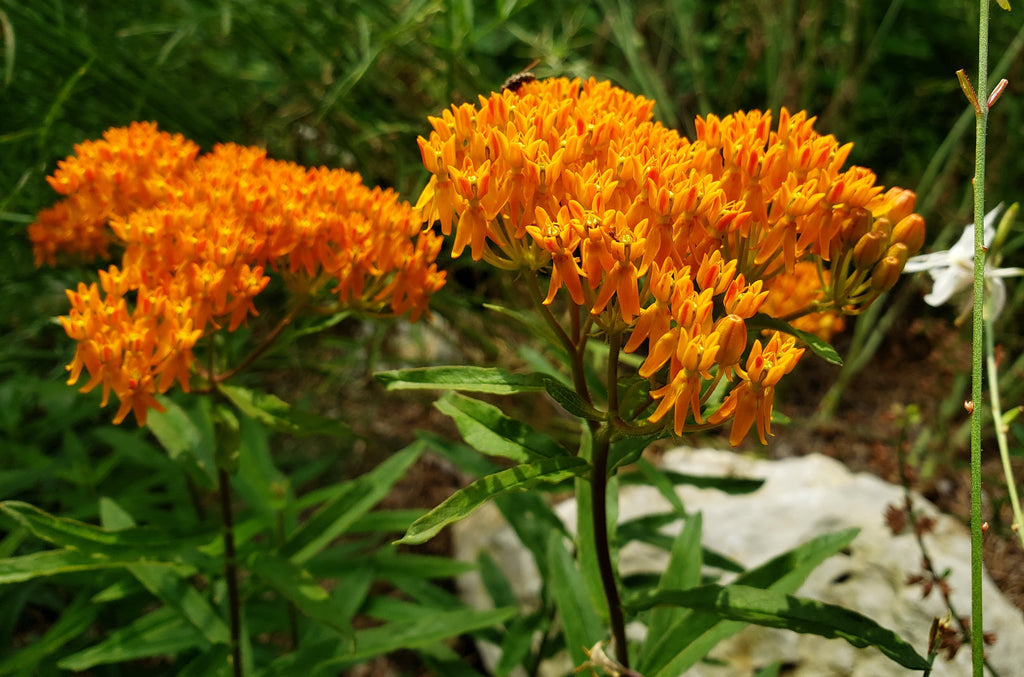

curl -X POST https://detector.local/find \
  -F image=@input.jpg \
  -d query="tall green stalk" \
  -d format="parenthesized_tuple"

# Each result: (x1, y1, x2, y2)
(967, 1, 992, 673)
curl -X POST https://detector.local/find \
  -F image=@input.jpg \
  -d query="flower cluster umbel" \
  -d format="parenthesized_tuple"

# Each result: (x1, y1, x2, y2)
(416, 77, 924, 445)
(31, 122, 446, 425)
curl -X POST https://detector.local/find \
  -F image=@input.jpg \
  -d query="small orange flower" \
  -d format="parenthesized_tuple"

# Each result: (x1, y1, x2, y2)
(709, 333, 805, 445)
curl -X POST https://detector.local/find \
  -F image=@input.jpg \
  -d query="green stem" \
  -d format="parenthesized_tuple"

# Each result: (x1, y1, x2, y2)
(969, 2, 991, 673)
(985, 316, 1024, 551)
(219, 468, 244, 677)
(588, 329, 630, 666)
(591, 423, 629, 667)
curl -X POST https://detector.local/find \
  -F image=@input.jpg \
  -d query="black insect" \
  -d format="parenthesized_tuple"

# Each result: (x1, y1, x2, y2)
(501, 60, 540, 93)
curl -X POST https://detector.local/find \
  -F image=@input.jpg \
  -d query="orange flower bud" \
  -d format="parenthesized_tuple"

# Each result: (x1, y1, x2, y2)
(891, 213, 926, 256)
(853, 230, 887, 270)
(870, 255, 902, 291)
(883, 187, 917, 223)
(715, 314, 748, 366)
(839, 207, 873, 244)
(885, 242, 909, 269)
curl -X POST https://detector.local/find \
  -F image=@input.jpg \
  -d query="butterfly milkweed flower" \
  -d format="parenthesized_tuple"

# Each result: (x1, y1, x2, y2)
(32, 124, 446, 425)
(417, 77, 923, 444)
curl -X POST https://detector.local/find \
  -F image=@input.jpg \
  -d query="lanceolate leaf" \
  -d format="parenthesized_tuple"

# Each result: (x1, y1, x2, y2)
(396, 457, 590, 545)
(618, 468, 764, 494)
(627, 584, 928, 670)
(219, 384, 355, 439)
(0, 501, 217, 558)
(281, 441, 425, 563)
(376, 366, 548, 393)
(249, 553, 354, 644)
(58, 607, 209, 671)
(547, 530, 604, 668)
(753, 316, 843, 366)
(0, 548, 194, 584)
(636, 528, 859, 675)
(436, 392, 570, 462)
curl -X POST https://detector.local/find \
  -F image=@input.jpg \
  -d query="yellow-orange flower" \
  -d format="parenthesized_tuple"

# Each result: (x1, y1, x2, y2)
(407, 77, 925, 444)
(709, 333, 805, 446)
(32, 124, 446, 425)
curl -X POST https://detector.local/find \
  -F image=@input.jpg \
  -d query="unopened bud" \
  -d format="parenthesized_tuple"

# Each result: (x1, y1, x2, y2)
(892, 213, 926, 256)
(886, 242, 909, 269)
(839, 207, 873, 243)
(871, 216, 893, 240)
(885, 188, 917, 223)
(715, 314, 748, 366)
(853, 230, 888, 269)
(870, 255, 902, 291)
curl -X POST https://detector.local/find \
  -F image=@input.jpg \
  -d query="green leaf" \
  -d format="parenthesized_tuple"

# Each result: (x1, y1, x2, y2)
(219, 384, 355, 439)
(263, 606, 518, 674)
(542, 377, 605, 420)
(0, 501, 217, 558)
(376, 366, 548, 393)
(397, 457, 590, 545)
(0, 548, 192, 584)
(633, 457, 686, 513)
(436, 392, 570, 462)
(58, 606, 209, 671)
(128, 562, 230, 645)
(484, 303, 562, 348)
(281, 441, 425, 563)
(627, 584, 928, 670)
(147, 395, 217, 486)
(495, 609, 548, 676)
(646, 513, 703, 644)
(637, 528, 860, 675)
(609, 433, 663, 472)
(618, 468, 764, 494)
(546, 530, 604, 667)
(753, 316, 843, 366)
(0, 592, 97, 675)
(249, 553, 354, 643)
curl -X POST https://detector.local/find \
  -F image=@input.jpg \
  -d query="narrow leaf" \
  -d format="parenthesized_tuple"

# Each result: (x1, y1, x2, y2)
(397, 457, 590, 545)
(249, 553, 354, 643)
(646, 513, 703, 643)
(0, 548, 192, 584)
(436, 392, 570, 462)
(128, 562, 230, 645)
(637, 528, 860, 674)
(628, 584, 928, 670)
(58, 607, 208, 671)
(753, 316, 843, 366)
(618, 468, 764, 494)
(376, 366, 548, 393)
(219, 384, 354, 439)
(0, 501, 216, 557)
(282, 441, 425, 563)
(0, 592, 97, 675)
(546, 530, 604, 667)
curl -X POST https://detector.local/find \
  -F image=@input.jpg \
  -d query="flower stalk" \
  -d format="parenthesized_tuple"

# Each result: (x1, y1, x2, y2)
(966, 1, 993, 673)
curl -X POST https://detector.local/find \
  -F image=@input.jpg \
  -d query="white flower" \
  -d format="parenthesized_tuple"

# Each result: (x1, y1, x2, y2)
(903, 203, 1024, 319)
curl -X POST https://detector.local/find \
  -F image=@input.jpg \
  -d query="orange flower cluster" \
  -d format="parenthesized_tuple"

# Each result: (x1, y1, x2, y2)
(416, 77, 924, 444)
(34, 124, 446, 425)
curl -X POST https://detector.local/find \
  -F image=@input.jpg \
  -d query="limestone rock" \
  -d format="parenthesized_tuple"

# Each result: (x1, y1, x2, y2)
(453, 449, 1024, 676)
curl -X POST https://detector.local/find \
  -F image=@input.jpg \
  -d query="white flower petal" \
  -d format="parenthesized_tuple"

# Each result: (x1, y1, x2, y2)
(903, 251, 951, 273)
(923, 268, 969, 306)
(986, 277, 1007, 320)
(988, 265, 1024, 278)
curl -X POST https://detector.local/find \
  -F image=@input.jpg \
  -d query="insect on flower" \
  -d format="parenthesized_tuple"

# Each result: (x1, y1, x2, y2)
(501, 60, 540, 93)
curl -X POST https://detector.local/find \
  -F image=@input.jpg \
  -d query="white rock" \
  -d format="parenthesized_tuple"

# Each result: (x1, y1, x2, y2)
(453, 449, 1024, 676)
